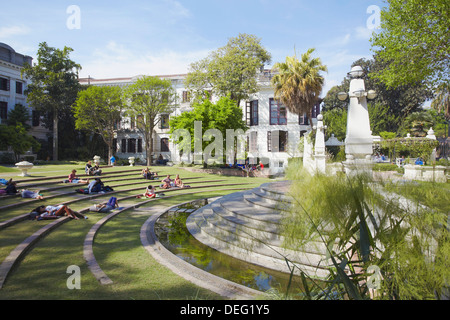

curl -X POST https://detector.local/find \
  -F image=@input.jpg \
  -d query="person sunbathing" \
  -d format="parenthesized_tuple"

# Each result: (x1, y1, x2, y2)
(31, 204, 87, 220)
(91, 196, 119, 213)
(174, 174, 184, 188)
(160, 175, 173, 189)
(21, 189, 44, 200)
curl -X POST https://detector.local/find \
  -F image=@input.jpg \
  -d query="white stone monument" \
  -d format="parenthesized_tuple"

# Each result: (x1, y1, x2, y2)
(314, 114, 327, 174)
(338, 66, 377, 176)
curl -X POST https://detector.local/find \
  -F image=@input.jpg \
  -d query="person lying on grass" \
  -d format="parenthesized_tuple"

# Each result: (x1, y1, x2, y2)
(90, 196, 119, 213)
(21, 189, 44, 200)
(30, 204, 87, 220)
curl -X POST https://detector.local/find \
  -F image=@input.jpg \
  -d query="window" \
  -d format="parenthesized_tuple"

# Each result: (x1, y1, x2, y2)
(0, 78, 9, 91)
(246, 100, 258, 126)
(249, 131, 258, 153)
(137, 139, 143, 153)
(0, 102, 7, 120)
(127, 138, 136, 153)
(160, 114, 169, 129)
(32, 110, 40, 126)
(269, 98, 287, 125)
(268, 130, 288, 152)
(16, 82, 23, 94)
(121, 139, 127, 153)
(161, 138, 169, 152)
(113, 138, 117, 154)
(182, 91, 191, 103)
(299, 113, 309, 125)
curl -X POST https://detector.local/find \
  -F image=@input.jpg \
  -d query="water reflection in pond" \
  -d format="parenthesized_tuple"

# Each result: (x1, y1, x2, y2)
(154, 199, 307, 298)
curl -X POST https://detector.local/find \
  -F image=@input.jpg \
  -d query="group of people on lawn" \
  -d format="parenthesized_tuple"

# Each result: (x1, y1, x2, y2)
(2, 160, 191, 220)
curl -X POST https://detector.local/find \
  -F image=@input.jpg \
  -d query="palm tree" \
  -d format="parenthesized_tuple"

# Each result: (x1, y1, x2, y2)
(431, 82, 449, 136)
(271, 48, 327, 127)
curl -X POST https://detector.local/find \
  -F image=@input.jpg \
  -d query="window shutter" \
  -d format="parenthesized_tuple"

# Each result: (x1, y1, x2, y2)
(271, 130, 279, 152)
(267, 131, 271, 152)
(246, 101, 251, 126)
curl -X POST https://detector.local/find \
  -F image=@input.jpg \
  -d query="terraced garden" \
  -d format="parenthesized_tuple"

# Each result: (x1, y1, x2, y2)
(0, 163, 272, 300)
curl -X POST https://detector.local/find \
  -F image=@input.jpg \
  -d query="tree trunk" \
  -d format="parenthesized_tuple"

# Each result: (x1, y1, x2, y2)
(53, 110, 58, 161)
(146, 126, 154, 167)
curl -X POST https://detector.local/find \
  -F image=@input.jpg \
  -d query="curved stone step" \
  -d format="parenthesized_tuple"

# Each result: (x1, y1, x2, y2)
(187, 209, 330, 278)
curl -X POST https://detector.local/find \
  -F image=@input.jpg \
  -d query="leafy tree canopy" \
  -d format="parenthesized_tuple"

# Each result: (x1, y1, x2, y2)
(370, 0, 450, 89)
(184, 33, 271, 107)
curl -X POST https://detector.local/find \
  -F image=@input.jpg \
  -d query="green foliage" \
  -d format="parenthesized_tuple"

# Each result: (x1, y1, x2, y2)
(381, 137, 439, 164)
(271, 48, 327, 120)
(282, 169, 449, 300)
(370, 0, 449, 89)
(21, 42, 81, 160)
(74, 85, 123, 159)
(6, 104, 31, 130)
(322, 57, 432, 124)
(0, 124, 40, 161)
(122, 75, 176, 165)
(185, 33, 271, 106)
(169, 96, 248, 165)
(322, 108, 347, 142)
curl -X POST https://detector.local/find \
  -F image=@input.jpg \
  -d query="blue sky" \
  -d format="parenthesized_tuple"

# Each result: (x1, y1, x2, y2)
(0, 0, 386, 95)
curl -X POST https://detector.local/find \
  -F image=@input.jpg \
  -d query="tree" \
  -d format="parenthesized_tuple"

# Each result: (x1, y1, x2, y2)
(21, 42, 81, 161)
(123, 76, 176, 166)
(0, 124, 40, 161)
(169, 96, 248, 166)
(322, 57, 432, 137)
(73, 86, 123, 161)
(6, 104, 31, 130)
(271, 48, 327, 126)
(398, 111, 434, 137)
(370, 0, 450, 89)
(185, 33, 271, 107)
(431, 82, 450, 137)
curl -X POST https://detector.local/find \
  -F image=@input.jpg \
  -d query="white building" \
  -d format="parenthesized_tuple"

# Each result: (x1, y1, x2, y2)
(79, 71, 320, 175)
(0, 43, 49, 159)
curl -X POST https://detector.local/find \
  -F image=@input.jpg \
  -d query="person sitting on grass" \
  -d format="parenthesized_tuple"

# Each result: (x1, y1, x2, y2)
(3, 179, 18, 195)
(68, 170, 89, 184)
(160, 175, 173, 189)
(174, 174, 185, 188)
(142, 167, 158, 180)
(85, 161, 102, 176)
(143, 185, 156, 198)
(87, 178, 103, 193)
(30, 204, 87, 220)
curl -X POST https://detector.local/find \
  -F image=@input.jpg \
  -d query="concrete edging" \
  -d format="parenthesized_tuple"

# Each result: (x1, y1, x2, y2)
(140, 199, 265, 300)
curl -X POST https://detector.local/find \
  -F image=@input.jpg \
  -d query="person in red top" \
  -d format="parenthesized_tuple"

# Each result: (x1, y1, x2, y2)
(68, 170, 89, 184)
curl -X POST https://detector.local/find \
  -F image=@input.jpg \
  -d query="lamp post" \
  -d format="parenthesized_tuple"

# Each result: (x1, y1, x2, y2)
(337, 66, 377, 175)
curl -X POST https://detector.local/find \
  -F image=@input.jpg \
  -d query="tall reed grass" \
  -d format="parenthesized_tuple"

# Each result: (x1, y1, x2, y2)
(281, 165, 449, 300)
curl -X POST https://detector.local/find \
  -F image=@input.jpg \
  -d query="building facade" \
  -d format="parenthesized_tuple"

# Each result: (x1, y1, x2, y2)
(0, 42, 49, 159)
(79, 71, 320, 175)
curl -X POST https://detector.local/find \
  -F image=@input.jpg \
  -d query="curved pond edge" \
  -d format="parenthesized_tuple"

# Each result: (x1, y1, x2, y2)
(140, 198, 267, 300)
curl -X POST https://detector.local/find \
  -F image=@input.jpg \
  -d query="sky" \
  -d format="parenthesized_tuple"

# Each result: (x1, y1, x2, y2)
(0, 0, 387, 96)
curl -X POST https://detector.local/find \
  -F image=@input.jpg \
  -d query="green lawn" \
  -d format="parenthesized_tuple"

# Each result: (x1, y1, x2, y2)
(0, 164, 273, 300)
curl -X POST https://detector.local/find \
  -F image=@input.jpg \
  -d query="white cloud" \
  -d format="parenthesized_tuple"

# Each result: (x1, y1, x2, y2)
(0, 25, 31, 38)
(79, 41, 210, 79)
(354, 26, 374, 40)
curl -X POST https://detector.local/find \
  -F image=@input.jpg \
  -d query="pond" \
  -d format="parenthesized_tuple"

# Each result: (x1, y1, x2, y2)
(154, 199, 313, 298)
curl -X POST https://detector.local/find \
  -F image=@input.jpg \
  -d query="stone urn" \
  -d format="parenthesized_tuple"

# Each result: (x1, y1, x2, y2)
(93, 155, 101, 166)
(15, 161, 34, 177)
(128, 157, 135, 166)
